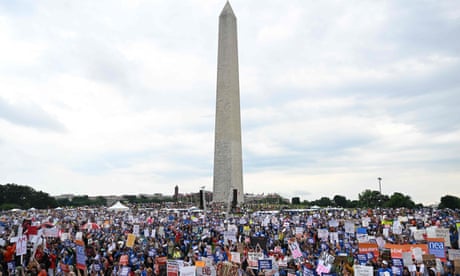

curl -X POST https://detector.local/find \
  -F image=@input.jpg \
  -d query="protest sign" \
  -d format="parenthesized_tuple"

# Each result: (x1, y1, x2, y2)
(248, 252, 264, 269)
(358, 243, 379, 258)
(179, 266, 196, 276)
(435, 228, 451, 247)
(357, 254, 368, 265)
(318, 229, 329, 240)
(402, 252, 413, 266)
(75, 239, 86, 270)
(412, 247, 423, 263)
(316, 260, 331, 275)
(413, 229, 426, 241)
(119, 255, 129, 266)
(196, 265, 216, 276)
(288, 241, 303, 259)
(354, 265, 373, 276)
(427, 238, 446, 260)
(392, 258, 404, 268)
(258, 259, 273, 270)
(448, 249, 460, 261)
(167, 261, 179, 276)
(16, 235, 27, 256)
(230, 252, 241, 263)
(344, 221, 355, 234)
(126, 233, 136, 248)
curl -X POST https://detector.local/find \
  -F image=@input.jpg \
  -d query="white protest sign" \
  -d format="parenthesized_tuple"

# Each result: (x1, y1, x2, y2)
(16, 235, 28, 256)
(318, 229, 329, 240)
(354, 265, 374, 276)
(231, 252, 241, 263)
(248, 252, 264, 269)
(344, 221, 355, 234)
(412, 247, 423, 262)
(329, 232, 339, 244)
(357, 234, 369, 243)
(448, 249, 460, 261)
(133, 225, 140, 236)
(362, 218, 370, 227)
(392, 221, 402, 235)
(413, 229, 426, 241)
(179, 266, 195, 276)
(435, 228, 451, 247)
(329, 219, 339, 228)
(402, 252, 413, 266)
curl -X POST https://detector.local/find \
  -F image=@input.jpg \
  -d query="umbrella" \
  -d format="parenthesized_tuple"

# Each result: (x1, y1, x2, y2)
(81, 222, 101, 230)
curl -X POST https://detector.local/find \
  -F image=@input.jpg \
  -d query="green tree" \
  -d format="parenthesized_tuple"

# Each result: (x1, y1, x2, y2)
(439, 195, 460, 209)
(71, 195, 91, 206)
(385, 192, 415, 208)
(358, 189, 388, 208)
(0, 183, 57, 210)
(333, 195, 349, 208)
(311, 197, 334, 207)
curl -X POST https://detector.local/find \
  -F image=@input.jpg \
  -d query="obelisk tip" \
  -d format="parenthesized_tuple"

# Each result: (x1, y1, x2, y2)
(220, 1, 235, 17)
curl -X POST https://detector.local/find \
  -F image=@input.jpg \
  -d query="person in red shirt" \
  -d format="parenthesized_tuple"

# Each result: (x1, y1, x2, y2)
(3, 242, 16, 263)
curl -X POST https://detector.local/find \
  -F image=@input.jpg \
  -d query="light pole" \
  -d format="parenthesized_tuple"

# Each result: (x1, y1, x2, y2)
(377, 177, 382, 194)
(200, 186, 206, 211)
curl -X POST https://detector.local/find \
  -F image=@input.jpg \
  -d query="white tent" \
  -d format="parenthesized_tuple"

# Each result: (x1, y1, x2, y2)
(107, 201, 129, 211)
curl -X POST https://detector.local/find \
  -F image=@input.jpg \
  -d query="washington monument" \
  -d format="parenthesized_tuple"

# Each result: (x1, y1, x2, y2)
(212, 1, 244, 204)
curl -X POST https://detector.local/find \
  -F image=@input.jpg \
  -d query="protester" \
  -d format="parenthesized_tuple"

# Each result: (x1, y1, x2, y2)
(0, 203, 459, 275)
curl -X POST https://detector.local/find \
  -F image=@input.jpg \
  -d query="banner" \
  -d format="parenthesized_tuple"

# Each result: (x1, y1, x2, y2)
(385, 244, 428, 259)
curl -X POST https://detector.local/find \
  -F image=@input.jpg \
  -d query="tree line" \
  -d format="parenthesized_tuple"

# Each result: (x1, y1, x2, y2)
(1, 183, 460, 210)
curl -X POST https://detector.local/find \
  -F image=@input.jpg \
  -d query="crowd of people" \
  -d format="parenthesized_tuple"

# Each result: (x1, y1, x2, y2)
(0, 202, 459, 276)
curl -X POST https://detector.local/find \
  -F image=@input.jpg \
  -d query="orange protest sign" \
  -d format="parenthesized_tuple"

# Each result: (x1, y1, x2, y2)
(384, 244, 428, 259)
(358, 243, 379, 258)
(195, 261, 205, 267)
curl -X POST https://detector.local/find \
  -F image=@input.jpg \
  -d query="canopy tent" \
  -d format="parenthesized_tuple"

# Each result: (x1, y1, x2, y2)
(107, 201, 129, 211)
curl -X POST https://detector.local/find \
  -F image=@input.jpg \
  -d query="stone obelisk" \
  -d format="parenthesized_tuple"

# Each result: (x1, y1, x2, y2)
(213, 1, 244, 204)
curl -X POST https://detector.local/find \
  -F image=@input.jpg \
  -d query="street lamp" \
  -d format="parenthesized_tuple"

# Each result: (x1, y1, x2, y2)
(200, 186, 206, 211)
(377, 177, 382, 194)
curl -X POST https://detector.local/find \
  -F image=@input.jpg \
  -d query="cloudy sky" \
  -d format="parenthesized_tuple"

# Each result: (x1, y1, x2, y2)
(0, 0, 459, 205)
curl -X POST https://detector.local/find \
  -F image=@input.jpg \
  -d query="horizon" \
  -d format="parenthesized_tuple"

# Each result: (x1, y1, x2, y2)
(1, 1, 459, 206)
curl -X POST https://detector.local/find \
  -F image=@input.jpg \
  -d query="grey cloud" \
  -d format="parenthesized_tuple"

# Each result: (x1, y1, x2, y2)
(0, 97, 66, 132)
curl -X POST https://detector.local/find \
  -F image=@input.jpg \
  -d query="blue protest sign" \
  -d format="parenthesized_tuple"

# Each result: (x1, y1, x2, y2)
(258, 259, 272, 270)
